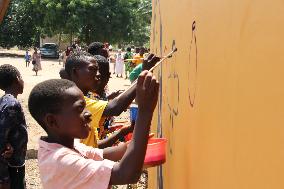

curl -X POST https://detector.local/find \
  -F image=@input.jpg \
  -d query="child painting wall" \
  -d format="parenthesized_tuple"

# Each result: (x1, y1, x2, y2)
(149, 0, 284, 188)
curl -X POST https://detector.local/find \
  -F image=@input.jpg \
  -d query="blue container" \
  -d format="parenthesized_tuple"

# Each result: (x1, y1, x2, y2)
(130, 104, 138, 122)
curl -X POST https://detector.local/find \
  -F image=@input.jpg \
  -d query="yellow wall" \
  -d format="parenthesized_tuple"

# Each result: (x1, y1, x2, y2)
(149, 0, 284, 188)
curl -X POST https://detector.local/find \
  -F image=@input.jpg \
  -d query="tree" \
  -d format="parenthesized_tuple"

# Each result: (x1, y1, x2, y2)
(0, 0, 152, 47)
(31, 0, 97, 42)
(0, 0, 42, 48)
(34, 0, 152, 45)
(127, 0, 152, 46)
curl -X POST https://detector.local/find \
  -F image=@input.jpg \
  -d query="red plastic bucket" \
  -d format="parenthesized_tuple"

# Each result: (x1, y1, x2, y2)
(144, 138, 167, 168)
(124, 133, 133, 141)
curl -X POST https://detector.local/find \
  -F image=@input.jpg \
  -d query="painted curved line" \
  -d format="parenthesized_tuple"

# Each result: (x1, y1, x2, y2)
(192, 20, 196, 31)
(188, 21, 198, 108)
(172, 40, 176, 51)
(166, 73, 179, 116)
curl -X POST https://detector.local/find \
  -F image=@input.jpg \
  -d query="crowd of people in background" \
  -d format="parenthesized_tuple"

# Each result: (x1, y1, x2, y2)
(57, 41, 149, 83)
(24, 40, 149, 82)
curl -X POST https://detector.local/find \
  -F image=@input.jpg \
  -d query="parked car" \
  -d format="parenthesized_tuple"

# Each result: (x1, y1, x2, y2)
(40, 43, 59, 58)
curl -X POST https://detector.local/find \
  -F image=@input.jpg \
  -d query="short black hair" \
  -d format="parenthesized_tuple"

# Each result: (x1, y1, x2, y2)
(65, 51, 97, 76)
(59, 68, 69, 79)
(0, 64, 21, 90)
(88, 42, 104, 55)
(126, 47, 131, 52)
(28, 79, 76, 130)
(94, 55, 110, 76)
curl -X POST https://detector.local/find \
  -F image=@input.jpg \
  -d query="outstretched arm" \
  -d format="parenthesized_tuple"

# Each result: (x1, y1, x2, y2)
(102, 84, 136, 117)
(98, 124, 134, 149)
(108, 71, 160, 185)
(102, 54, 160, 117)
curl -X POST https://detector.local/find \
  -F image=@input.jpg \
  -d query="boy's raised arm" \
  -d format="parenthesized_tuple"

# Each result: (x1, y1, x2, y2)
(103, 142, 128, 162)
(103, 84, 136, 117)
(108, 71, 160, 185)
(102, 54, 160, 117)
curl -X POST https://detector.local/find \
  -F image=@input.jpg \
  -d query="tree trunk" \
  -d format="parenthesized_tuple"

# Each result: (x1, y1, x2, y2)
(58, 33, 62, 50)
(70, 32, 73, 46)
(85, 25, 91, 45)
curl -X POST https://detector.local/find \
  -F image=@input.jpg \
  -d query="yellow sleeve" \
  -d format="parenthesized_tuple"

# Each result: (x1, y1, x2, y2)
(84, 97, 108, 129)
(81, 97, 108, 148)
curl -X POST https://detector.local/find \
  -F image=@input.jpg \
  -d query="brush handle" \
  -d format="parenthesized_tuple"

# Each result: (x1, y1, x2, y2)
(125, 55, 171, 62)
(148, 48, 178, 73)
(132, 48, 178, 85)
(118, 48, 178, 96)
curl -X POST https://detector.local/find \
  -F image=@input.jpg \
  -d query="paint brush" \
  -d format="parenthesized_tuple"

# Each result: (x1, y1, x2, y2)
(147, 47, 177, 73)
(125, 53, 174, 62)
(119, 48, 178, 95)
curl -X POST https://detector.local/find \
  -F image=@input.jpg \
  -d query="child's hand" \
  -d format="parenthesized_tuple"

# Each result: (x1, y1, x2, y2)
(148, 133, 155, 139)
(1, 143, 13, 159)
(136, 71, 159, 112)
(142, 54, 161, 71)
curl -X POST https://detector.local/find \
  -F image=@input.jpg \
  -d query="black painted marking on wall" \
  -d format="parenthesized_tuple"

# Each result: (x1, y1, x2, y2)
(166, 72, 180, 116)
(188, 21, 198, 108)
(155, 1, 164, 189)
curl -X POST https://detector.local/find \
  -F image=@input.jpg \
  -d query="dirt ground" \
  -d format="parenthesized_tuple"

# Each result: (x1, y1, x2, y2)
(0, 56, 133, 189)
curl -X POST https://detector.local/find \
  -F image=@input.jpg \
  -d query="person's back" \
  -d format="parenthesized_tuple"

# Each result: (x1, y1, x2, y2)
(38, 140, 114, 189)
(132, 47, 145, 66)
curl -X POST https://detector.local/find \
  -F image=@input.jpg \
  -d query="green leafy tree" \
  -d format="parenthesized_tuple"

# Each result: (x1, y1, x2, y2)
(127, 0, 152, 46)
(0, 0, 42, 48)
(34, 0, 152, 45)
(0, 0, 152, 47)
